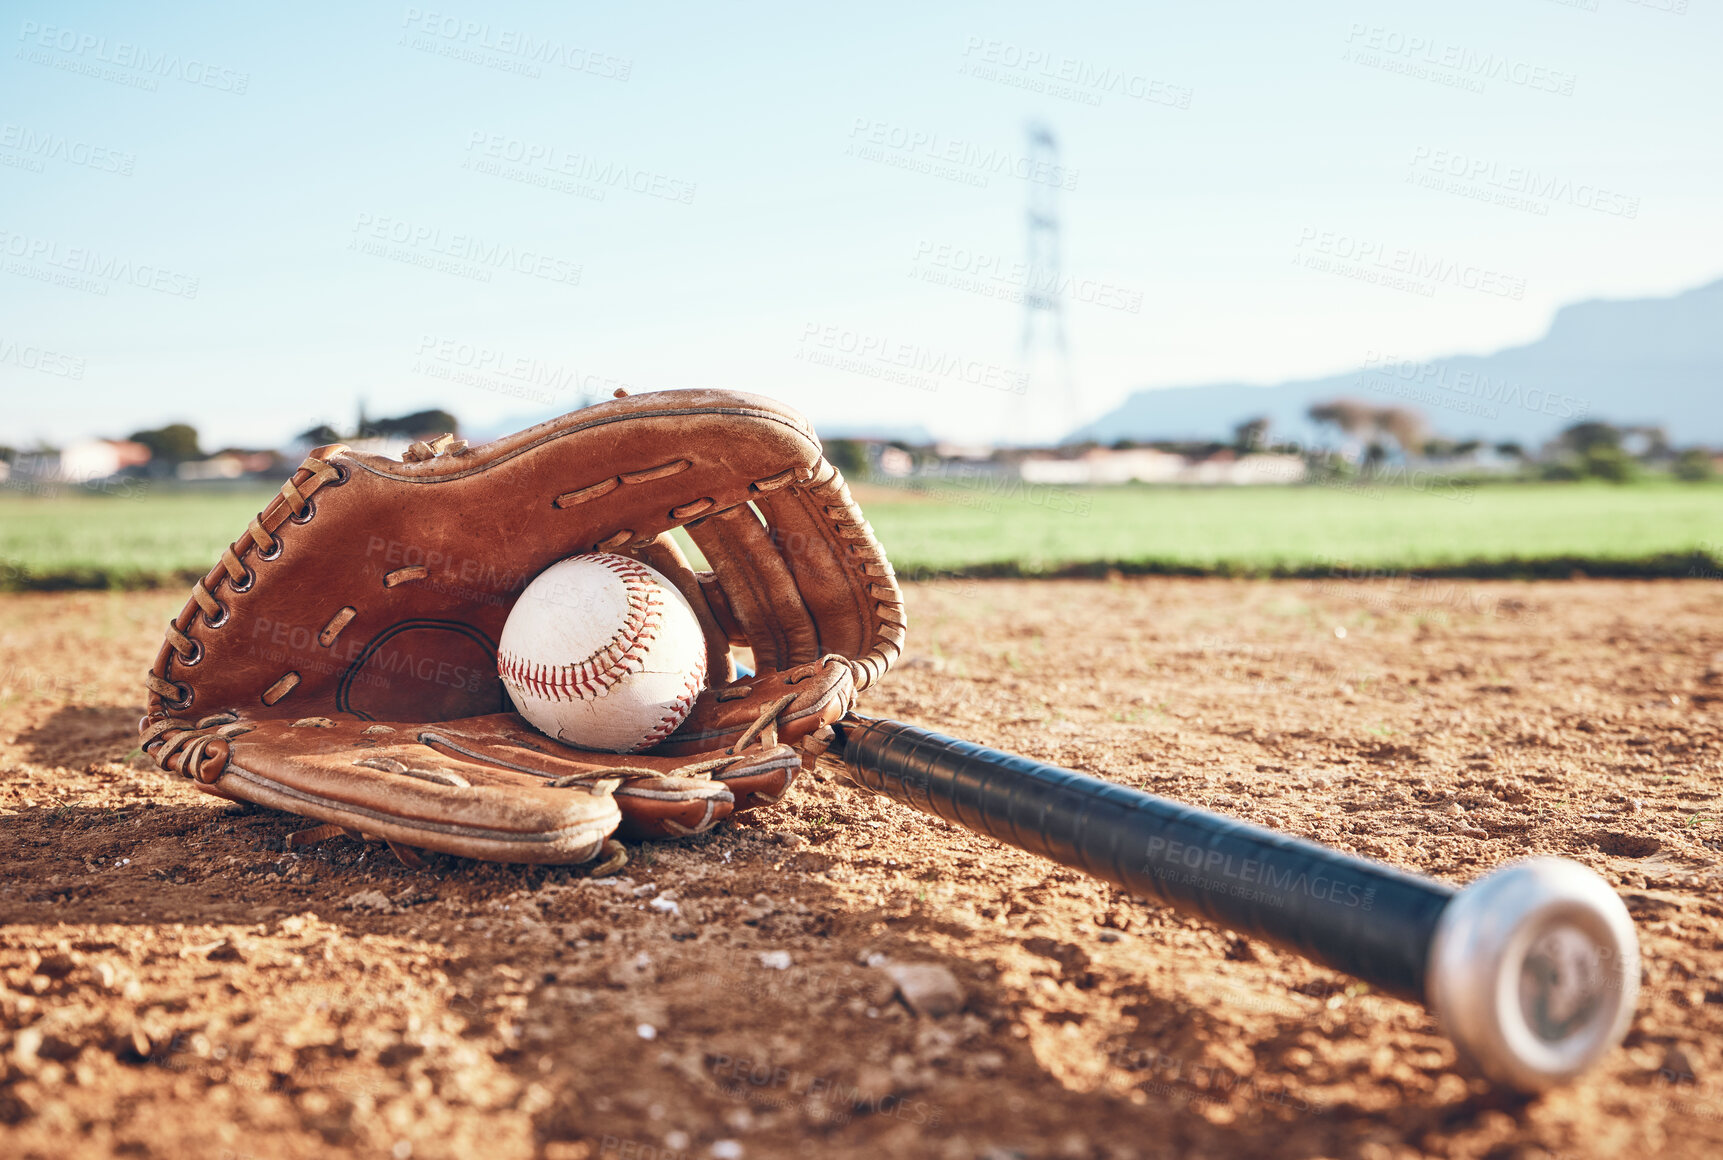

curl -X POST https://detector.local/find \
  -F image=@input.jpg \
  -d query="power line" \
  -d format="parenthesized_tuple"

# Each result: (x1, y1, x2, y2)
(1018, 122, 1078, 440)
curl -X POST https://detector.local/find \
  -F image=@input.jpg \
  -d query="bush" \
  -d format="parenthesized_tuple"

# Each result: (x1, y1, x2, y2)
(128, 423, 202, 464)
(1674, 449, 1716, 482)
(1539, 446, 1642, 483)
(1578, 445, 1640, 483)
(822, 438, 870, 480)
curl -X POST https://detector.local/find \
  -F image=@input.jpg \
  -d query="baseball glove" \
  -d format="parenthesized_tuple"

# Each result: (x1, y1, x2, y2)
(139, 389, 904, 869)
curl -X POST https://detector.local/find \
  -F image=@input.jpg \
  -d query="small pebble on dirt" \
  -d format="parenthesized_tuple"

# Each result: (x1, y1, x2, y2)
(883, 963, 965, 1017)
(344, 889, 394, 912)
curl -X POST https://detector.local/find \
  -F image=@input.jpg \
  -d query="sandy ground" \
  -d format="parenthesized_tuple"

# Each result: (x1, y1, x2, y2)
(2, 578, 1721, 1160)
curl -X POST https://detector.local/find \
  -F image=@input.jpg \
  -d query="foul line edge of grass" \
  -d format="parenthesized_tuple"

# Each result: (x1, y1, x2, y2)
(0, 566, 209, 593)
(3, 552, 1720, 593)
(898, 551, 1722, 581)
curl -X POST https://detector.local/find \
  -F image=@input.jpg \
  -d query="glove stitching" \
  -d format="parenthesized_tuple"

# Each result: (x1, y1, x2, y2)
(142, 453, 346, 740)
(789, 461, 904, 693)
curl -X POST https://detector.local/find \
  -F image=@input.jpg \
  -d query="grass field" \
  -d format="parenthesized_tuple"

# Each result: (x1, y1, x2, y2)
(0, 485, 285, 589)
(860, 478, 1723, 578)
(1, 478, 1719, 589)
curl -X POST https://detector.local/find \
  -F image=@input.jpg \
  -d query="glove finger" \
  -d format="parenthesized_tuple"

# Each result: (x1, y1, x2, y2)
(714, 750, 801, 813)
(192, 717, 620, 865)
(652, 657, 853, 757)
(413, 714, 800, 835)
(610, 778, 731, 839)
(750, 459, 904, 670)
(683, 504, 821, 671)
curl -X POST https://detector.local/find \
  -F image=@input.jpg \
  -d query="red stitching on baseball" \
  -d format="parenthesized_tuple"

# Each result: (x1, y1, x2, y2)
(633, 648, 709, 748)
(498, 554, 673, 705)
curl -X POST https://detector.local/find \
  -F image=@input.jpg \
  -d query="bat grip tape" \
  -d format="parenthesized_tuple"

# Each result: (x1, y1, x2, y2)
(835, 716, 1454, 1001)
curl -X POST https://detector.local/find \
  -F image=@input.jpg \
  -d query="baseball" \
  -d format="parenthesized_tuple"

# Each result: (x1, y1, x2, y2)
(497, 553, 709, 753)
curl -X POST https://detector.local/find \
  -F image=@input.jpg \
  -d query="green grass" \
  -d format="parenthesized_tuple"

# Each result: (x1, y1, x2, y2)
(1, 479, 1719, 590)
(0, 485, 280, 589)
(858, 479, 1722, 579)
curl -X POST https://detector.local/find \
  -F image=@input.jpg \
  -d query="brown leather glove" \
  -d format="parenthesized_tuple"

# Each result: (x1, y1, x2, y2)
(139, 390, 904, 868)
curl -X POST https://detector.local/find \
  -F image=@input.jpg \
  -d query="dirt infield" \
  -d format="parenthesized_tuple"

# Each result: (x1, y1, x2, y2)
(3, 579, 1721, 1160)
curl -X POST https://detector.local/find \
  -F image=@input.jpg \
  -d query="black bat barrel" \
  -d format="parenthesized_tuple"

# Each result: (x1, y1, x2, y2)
(834, 715, 1454, 1001)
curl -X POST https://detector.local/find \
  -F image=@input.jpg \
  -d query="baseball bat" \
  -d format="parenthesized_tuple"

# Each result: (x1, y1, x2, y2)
(826, 714, 1639, 1092)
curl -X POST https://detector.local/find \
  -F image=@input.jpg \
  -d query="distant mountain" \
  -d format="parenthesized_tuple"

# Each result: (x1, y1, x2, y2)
(1072, 279, 1723, 448)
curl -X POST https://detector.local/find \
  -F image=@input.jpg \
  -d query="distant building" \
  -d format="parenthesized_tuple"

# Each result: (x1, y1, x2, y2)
(932, 441, 996, 461)
(176, 449, 285, 480)
(1183, 450, 1307, 485)
(1019, 446, 1305, 485)
(1417, 446, 1519, 474)
(177, 454, 246, 480)
(21, 439, 152, 483)
(1021, 448, 1186, 485)
(877, 447, 915, 478)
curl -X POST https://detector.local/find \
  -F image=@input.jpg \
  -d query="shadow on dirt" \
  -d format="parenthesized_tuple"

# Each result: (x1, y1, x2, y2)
(1, 711, 1503, 1159)
(0, 792, 620, 928)
(16, 702, 143, 767)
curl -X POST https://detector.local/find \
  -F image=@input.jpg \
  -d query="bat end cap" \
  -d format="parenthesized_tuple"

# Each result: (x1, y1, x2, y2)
(1428, 857, 1639, 1092)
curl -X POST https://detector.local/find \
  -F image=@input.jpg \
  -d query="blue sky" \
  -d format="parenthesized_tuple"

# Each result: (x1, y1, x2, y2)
(2, 0, 1718, 448)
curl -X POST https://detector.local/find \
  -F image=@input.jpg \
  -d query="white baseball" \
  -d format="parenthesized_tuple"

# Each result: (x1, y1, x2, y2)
(497, 553, 709, 754)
